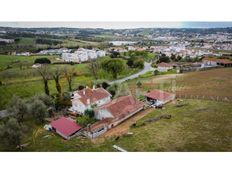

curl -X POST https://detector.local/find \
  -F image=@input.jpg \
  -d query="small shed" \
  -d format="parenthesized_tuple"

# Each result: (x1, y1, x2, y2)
(51, 116, 82, 140)
(145, 89, 175, 105)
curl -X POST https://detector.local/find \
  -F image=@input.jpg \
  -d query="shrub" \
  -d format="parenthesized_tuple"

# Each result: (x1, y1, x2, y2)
(134, 58, 144, 69)
(76, 115, 96, 127)
(78, 85, 85, 90)
(34, 58, 51, 64)
(84, 109, 95, 117)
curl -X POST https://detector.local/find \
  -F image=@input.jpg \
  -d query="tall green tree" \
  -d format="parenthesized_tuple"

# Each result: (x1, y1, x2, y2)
(102, 59, 125, 79)
(63, 67, 75, 91)
(53, 68, 62, 95)
(89, 59, 100, 80)
(38, 65, 50, 95)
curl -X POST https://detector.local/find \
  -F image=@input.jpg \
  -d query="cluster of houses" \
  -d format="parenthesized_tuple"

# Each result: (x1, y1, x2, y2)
(61, 48, 106, 63)
(49, 86, 176, 140)
(156, 57, 232, 73)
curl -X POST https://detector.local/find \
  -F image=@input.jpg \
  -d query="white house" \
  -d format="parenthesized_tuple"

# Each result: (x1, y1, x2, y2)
(69, 87, 112, 114)
(157, 62, 173, 72)
(62, 48, 106, 63)
(201, 58, 218, 67)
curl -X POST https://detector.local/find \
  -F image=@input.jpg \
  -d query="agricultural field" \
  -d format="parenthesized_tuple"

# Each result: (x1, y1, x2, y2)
(126, 68, 232, 101)
(1, 67, 231, 152)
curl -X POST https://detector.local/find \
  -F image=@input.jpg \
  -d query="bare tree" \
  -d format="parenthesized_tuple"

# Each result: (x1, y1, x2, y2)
(38, 65, 50, 95)
(63, 67, 75, 91)
(89, 59, 100, 80)
(52, 68, 62, 95)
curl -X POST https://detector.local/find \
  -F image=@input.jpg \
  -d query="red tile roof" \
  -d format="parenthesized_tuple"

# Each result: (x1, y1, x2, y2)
(98, 96, 144, 120)
(157, 62, 173, 68)
(145, 89, 174, 101)
(203, 57, 218, 62)
(76, 87, 111, 105)
(88, 118, 112, 130)
(216, 59, 232, 64)
(203, 58, 232, 64)
(51, 117, 82, 137)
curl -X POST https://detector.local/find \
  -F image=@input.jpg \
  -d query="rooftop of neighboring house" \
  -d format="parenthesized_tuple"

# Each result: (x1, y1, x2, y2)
(73, 87, 112, 105)
(51, 116, 82, 137)
(203, 57, 232, 64)
(157, 62, 174, 68)
(96, 95, 144, 120)
(145, 89, 175, 101)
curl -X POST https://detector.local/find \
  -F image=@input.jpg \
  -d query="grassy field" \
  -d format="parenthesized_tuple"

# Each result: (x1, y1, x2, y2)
(1, 67, 231, 152)
(1, 55, 232, 151)
(5, 98, 230, 152)
(0, 55, 141, 109)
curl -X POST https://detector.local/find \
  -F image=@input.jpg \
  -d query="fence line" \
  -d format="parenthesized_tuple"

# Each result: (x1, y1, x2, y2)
(176, 94, 232, 103)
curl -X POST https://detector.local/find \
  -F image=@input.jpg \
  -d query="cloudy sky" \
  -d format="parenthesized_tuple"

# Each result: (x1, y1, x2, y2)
(0, 22, 232, 29)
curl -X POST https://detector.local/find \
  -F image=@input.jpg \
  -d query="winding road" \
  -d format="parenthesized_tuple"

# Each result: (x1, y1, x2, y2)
(109, 62, 155, 85)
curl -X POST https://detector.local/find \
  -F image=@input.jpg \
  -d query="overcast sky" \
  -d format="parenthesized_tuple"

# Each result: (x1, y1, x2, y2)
(0, 22, 232, 29)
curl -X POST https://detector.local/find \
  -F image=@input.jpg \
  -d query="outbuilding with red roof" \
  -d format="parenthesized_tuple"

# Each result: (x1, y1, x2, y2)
(145, 89, 175, 106)
(51, 116, 82, 140)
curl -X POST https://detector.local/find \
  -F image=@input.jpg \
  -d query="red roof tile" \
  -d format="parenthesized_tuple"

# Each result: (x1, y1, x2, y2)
(98, 96, 144, 120)
(51, 117, 82, 136)
(145, 89, 174, 101)
(203, 58, 232, 64)
(77, 87, 111, 105)
(157, 62, 173, 68)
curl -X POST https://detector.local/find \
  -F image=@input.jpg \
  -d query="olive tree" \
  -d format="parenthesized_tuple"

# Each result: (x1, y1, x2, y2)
(0, 118, 25, 149)
(29, 100, 48, 123)
(7, 95, 28, 123)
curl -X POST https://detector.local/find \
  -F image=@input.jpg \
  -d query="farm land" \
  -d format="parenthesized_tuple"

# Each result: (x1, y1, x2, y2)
(1, 64, 231, 151)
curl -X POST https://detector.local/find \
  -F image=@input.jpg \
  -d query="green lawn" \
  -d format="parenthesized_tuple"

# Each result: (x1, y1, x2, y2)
(9, 99, 231, 152)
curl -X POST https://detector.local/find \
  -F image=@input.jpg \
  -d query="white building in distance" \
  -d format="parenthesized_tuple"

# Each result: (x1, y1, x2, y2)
(62, 48, 106, 63)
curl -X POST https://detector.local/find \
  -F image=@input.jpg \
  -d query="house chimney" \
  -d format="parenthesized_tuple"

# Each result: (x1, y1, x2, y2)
(87, 98, 90, 105)
(83, 89, 85, 95)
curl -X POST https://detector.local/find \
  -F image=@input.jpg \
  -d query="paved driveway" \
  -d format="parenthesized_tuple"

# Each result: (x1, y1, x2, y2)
(109, 62, 155, 85)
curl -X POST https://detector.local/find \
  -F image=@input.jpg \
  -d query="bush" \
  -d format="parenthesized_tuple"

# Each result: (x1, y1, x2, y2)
(54, 94, 71, 110)
(101, 82, 110, 89)
(76, 115, 96, 127)
(136, 81, 142, 88)
(84, 109, 95, 117)
(134, 58, 144, 69)
(151, 62, 157, 68)
(34, 58, 51, 64)
(107, 84, 118, 97)
(78, 85, 85, 90)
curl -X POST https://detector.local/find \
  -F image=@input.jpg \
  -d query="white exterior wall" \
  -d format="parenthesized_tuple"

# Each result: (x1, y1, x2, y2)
(71, 99, 87, 114)
(71, 96, 111, 115)
(158, 66, 172, 72)
(95, 96, 111, 106)
(95, 109, 113, 120)
(87, 50, 98, 59)
(97, 50, 106, 57)
(62, 53, 80, 63)
(202, 60, 217, 67)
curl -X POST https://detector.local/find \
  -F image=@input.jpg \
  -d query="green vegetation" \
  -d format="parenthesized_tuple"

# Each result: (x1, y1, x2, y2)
(0, 55, 141, 109)
(5, 99, 231, 152)
(101, 58, 125, 79)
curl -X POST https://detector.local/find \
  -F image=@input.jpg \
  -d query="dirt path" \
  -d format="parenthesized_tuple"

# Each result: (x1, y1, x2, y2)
(93, 107, 155, 143)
